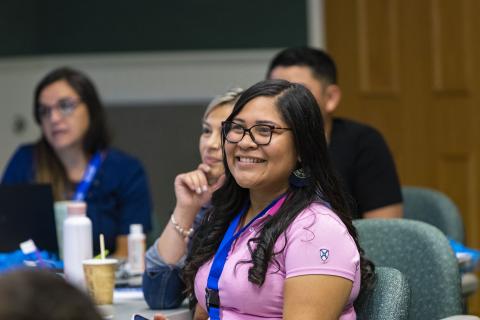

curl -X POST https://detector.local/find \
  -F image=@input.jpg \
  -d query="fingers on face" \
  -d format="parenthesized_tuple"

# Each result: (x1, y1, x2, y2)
(180, 170, 209, 194)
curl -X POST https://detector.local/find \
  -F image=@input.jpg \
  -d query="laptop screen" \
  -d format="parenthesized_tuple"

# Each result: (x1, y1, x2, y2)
(0, 184, 58, 253)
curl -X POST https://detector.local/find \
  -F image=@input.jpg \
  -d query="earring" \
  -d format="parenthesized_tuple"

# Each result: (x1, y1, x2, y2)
(289, 167, 310, 188)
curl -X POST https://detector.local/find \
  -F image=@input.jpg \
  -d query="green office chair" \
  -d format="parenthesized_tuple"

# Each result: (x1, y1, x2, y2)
(355, 266, 410, 320)
(402, 186, 464, 242)
(402, 186, 478, 305)
(354, 219, 462, 320)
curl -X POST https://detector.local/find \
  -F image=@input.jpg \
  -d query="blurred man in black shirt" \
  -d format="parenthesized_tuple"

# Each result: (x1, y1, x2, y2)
(267, 47, 403, 219)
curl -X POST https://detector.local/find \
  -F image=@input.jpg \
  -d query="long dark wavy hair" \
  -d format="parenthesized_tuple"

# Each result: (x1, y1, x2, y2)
(32, 67, 110, 200)
(183, 79, 374, 303)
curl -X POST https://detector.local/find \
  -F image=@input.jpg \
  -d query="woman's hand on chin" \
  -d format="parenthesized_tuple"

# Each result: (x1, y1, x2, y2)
(174, 166, 225, 215)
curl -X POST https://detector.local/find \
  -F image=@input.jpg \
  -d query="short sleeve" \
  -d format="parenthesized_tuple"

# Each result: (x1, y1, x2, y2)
(353, 128, 402, 213)
(283, 205, 360, 282)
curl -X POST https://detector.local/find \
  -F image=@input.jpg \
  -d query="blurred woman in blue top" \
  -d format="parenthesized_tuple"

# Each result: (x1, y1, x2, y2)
(1, 67, 152, 257)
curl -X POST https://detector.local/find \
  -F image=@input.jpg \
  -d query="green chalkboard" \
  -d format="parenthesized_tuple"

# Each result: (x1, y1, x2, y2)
(0, 0, 307, 56)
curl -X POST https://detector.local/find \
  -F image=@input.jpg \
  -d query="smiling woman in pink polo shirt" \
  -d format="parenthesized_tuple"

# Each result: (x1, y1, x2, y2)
(183, 80, 374, 320)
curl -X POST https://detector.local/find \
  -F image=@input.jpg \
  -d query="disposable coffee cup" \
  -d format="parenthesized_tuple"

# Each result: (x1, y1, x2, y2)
(82, 258, 117, 305)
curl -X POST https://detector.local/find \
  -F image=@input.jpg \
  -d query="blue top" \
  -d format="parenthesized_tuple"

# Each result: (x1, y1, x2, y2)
(1, 144, 153, 255)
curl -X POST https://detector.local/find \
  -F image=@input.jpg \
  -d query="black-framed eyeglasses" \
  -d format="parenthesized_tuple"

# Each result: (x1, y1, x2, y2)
(222, 121, 292, 146)
(38, 98, 82, 120)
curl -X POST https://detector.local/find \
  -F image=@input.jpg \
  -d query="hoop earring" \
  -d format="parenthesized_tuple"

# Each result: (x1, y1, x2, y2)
(289, 167, 310, 188)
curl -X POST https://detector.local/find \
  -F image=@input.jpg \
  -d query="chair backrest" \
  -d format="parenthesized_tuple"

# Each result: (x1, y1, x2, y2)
(355, 266, 410, 320)
(402, 186, 464, 242)
(354, 219, 462, 320)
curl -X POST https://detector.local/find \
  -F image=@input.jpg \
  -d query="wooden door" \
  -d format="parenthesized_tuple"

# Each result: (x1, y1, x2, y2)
(325, 0, 480, 313)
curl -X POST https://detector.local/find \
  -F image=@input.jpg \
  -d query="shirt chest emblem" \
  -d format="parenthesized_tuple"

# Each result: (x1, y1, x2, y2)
(319, 248, 329, 262)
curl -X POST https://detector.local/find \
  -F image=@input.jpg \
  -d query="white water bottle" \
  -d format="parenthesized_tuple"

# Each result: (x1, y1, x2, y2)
(63, 201, 93, 289)
(127, 224, 146, 274)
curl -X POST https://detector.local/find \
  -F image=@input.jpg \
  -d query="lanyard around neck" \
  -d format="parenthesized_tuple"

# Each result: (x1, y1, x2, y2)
(205, 194, 287, 320)
(72, 151, 103, 201)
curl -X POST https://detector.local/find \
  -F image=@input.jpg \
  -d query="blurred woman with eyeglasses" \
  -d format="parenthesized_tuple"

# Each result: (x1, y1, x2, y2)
(1, 67, 152, 258)
(143, 88, 243, 311)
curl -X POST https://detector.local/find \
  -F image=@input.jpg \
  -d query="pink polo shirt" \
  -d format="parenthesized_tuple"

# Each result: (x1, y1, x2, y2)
(194, 202, 361, 320)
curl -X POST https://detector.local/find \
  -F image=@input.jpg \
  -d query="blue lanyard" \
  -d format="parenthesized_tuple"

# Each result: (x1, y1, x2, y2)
(205, 194, 285, 320)
(72, 151, 103, 201)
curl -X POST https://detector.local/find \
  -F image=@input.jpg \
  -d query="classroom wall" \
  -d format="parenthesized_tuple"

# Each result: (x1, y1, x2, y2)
(0, 0, 309, 56)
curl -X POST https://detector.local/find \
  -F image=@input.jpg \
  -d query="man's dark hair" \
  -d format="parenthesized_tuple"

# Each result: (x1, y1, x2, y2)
(266, 47, 338, 85)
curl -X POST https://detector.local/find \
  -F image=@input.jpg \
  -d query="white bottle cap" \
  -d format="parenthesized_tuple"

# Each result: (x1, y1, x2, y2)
(67, 201, 87, 216)
(130, 224, 143, 234)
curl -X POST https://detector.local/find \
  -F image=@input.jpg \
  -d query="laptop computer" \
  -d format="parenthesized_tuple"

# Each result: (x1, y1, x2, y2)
(0, 184, 58, 254)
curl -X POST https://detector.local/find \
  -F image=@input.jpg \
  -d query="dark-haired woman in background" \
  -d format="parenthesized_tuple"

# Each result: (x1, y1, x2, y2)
(1, 67, 152, 257)
(183, 80, 374, 320)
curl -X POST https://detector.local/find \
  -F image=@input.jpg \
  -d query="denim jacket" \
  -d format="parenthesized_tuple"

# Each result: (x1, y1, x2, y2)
(142, 208, 205, 309)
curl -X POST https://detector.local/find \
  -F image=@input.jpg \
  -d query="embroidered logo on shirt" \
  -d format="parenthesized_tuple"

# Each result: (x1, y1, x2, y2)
(319, 248, 329, 262)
